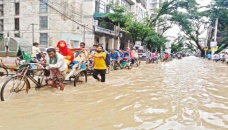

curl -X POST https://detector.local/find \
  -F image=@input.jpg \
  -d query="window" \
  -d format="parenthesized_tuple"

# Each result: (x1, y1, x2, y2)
(0, 4, 3, 16)
(95, 1, 100, 13)
(40, 0, 48, 13)
(39, 16, 48, 29)
(40, 33, 48, 45)
(95, 0, 105, 13)
(14, 32, 20, 37)
(15, 3, 20, 15)
(0, 19, 3, 32)
(15, 18, 19, 30)
(106, 6, 110, 13)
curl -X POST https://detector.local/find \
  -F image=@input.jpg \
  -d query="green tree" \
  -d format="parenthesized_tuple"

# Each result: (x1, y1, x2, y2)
(167, 0, 209, 56)
(104, 5, 132, 27)
(124, 21, 153, 44)
(209, 0, 228, 53)
(105, 4, 169, 49)
(145, 32, 166, 52)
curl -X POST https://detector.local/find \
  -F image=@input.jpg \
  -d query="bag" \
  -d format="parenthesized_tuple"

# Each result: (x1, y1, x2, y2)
(105, 52, 111, 66)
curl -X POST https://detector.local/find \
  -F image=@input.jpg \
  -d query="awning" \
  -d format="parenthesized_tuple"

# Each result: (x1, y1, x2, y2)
(93, 13, 106, 19)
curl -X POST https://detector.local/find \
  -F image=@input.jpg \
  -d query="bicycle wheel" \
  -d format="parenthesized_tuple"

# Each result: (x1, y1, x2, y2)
(0, 66, 8, 77)
(1, 75, 30, 101)
(74, 70, 87, 87)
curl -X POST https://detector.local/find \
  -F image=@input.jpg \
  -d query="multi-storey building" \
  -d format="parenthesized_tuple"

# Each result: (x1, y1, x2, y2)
(0, 0, 85, 50)
(147, 0, 159, 17)
(84, 0, 148, 50)
(0, 0, 147, 50)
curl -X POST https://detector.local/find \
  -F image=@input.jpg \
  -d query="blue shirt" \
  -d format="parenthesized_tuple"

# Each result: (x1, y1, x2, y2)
(75, 51, 82, 57)
(119, 52, 124, 58)
(206, 54, 211, 59)
(110, 51, 120, 60)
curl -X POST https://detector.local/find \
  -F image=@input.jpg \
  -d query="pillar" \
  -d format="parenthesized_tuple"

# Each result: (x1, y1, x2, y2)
(108, 38, 114, 50)
(99, 36, 106, 50)
(117, 38, 120, 50)
(114, 39, 118, 49)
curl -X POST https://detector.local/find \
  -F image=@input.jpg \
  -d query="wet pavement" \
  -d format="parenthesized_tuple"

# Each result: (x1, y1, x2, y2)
(0, 56, 227, 130)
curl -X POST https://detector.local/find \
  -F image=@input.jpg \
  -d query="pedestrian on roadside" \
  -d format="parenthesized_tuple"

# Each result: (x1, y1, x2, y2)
(32, 42, 44, 62)
(91, 46, 107, 82)
(90, 44, 98, 55)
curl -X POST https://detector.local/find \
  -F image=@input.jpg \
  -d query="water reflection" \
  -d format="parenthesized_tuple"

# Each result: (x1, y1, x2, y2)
(0, 56, 227, 130)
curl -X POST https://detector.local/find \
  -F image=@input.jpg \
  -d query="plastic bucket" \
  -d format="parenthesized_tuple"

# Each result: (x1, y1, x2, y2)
(121, 61, 128, 67)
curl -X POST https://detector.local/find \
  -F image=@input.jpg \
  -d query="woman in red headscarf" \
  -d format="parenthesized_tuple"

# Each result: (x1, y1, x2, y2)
(56, 40, 74, 65)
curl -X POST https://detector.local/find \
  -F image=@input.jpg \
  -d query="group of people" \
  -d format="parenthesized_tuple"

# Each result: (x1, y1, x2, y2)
(206, 52, 228, 63)
(146, 51, 170, 63)
(109, 47, 139, 66)
(30, 41, 110, 91)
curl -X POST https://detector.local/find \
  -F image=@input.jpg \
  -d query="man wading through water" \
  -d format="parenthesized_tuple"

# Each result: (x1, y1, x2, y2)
(41, 48, 67, 90)
(91, 46, 107, 82)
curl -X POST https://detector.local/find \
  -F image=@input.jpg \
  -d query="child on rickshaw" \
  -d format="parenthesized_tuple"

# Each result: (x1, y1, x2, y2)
(56, 40, 74, 66)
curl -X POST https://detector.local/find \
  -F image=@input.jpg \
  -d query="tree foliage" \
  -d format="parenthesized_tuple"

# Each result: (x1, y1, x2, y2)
(105, 5, 166, 50)
(162, 0, 209, 56)
(209, 0, 228, 53)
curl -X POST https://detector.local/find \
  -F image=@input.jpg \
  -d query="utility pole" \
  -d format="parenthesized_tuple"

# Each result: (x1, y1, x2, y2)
(83, 24, 85, 42)
(214, 18, 218, 42)
(211, 18, 218, 55)
(117, 22, 120, 50)
(30, 23, 37, 43)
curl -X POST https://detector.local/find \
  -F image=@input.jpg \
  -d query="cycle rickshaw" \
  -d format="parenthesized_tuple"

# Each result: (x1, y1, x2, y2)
(0, 37, 32, 77)
(0, 47, 87, 101)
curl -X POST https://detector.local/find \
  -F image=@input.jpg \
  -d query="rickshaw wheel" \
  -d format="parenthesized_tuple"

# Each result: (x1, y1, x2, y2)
(1, 75, 30, 101)
(0, 66, 8, 77)
(74, 70, 87, 87)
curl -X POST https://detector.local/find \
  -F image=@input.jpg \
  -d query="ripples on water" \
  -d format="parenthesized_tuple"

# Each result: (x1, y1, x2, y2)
(0, 56, 227, 130)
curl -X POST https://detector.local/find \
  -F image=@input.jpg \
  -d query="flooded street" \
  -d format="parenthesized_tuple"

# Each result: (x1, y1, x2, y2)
(0, 56, 227, 130)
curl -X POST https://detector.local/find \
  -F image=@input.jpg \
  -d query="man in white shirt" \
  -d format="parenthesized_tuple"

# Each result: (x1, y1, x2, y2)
(32, 42, 43, 62)
(42, 48, 67, 91)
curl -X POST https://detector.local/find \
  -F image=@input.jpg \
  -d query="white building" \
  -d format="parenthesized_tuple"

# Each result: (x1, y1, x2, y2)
(0, 0, 87, 51)
(0, 0, 148, 50)
(84, 0, 148, 50)
(147, 0, 160, 17)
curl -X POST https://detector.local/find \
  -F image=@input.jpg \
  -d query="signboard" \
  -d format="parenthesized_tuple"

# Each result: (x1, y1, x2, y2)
(210, 41, 217, 48)
(135, 41, 141, 47)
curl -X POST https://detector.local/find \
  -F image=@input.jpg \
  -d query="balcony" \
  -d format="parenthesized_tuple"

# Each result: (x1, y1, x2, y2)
(125, 0, 135, 5)
(94, 26, 116, 36)
(94, 20, 117, 36)
(136, 0, 142, 3)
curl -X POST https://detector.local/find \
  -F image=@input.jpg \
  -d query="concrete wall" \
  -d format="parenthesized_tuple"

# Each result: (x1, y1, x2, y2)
(1, 0, 84, 49)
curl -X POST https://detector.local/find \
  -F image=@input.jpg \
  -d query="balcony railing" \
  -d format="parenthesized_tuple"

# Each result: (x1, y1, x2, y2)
(125, 0, 135, 4)
(94, 20, 117, 36)
(94, 26, 116, 36)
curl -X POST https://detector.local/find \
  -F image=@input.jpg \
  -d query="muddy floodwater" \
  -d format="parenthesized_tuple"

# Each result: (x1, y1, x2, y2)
(0, 56, 227, 130)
